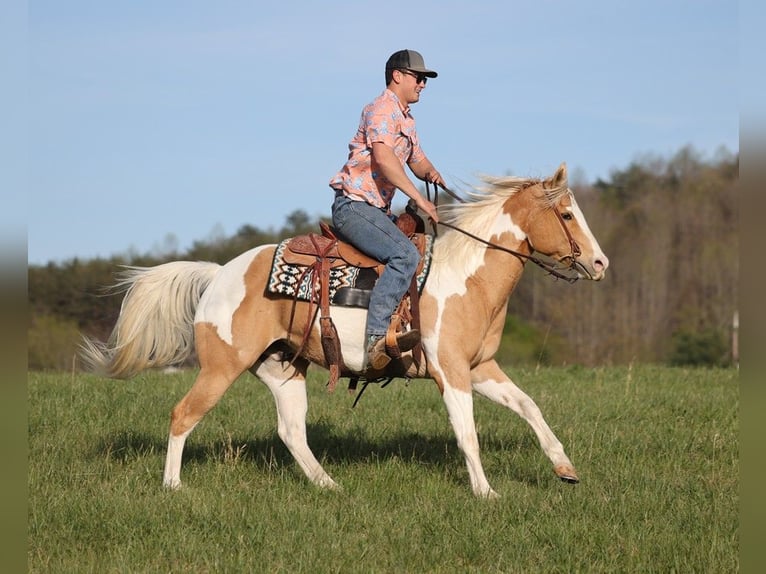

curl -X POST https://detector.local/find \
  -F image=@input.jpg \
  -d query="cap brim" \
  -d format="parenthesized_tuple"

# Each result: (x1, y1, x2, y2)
(408, 67, 438, 78)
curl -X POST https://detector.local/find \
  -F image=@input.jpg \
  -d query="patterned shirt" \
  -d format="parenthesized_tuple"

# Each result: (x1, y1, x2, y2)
(330, 89, 425, 209)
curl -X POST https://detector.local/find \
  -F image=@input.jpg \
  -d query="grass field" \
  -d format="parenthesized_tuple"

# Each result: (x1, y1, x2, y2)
(28, 365, 738, 573)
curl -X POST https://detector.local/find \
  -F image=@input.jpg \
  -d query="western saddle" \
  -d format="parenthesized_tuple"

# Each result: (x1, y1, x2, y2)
(280, 210, 427, 392)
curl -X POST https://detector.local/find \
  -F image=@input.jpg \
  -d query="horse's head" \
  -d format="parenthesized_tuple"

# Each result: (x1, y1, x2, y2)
(525, 163, 609, 281)
(436, 163, 608, 282)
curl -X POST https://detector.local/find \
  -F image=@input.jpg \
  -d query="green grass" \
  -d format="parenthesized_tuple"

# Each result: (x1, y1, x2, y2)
(28, 365, 738, 573)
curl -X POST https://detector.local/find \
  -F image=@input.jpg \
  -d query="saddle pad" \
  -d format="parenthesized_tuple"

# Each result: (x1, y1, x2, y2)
(267, 234, 434, 304)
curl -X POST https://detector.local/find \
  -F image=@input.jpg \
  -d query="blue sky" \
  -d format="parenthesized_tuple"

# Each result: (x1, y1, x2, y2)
(23, 0, 739, 265)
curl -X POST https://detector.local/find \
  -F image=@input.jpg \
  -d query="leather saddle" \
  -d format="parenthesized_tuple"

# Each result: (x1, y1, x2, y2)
(283, 224, 384, 273)
(281, 211, 427, 392)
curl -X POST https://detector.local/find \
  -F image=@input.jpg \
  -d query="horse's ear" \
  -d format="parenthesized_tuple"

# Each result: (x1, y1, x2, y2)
(550, 162, 568, 188)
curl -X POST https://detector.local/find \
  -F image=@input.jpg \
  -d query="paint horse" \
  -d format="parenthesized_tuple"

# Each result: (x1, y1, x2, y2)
(81, 162, 608, 498)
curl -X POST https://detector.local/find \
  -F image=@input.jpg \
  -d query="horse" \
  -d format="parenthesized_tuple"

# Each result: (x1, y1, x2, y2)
(81, 162, 609, 498)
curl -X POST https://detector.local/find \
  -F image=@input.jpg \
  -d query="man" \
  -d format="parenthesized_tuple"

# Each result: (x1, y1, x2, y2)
(329, 49, 445, 370)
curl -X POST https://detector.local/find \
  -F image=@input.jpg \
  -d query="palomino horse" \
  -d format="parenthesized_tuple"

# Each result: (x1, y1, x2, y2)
(81, 162, 608, 498)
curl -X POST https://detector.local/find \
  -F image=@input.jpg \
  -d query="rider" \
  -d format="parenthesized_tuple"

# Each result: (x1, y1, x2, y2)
(329, 49, 444, 370)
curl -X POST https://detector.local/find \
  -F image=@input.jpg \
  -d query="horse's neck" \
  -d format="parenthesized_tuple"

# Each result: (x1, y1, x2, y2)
(472, 238, 528, 303)
(429, 228, 529, 309)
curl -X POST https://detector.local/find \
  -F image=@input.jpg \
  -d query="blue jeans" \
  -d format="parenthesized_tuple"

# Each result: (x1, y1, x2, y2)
(331, 194, 420, 338)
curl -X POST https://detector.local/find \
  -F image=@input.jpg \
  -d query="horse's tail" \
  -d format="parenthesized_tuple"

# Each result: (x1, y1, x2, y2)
(79, 261, 221, 379)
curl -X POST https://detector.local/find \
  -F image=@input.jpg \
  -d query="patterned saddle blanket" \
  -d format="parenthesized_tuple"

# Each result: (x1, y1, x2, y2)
(267, 234, 434, 307)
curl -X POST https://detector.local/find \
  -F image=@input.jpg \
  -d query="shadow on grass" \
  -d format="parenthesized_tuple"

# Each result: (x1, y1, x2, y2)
(94, 422, 545, 487)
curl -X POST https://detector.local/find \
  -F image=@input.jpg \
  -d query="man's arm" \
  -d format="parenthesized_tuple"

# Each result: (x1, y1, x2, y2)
(371, 142, 439, 222)
(408, 156, 445, 189)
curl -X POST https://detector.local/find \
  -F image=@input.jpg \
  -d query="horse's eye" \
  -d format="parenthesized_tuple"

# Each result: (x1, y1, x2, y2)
(561, 212, 573, 221)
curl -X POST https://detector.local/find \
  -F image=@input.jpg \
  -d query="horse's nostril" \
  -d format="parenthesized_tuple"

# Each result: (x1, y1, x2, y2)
(593, 255, 609, 271)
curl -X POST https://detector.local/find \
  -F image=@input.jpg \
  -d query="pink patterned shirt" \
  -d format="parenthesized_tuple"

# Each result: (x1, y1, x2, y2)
(330, 89, 426, 209)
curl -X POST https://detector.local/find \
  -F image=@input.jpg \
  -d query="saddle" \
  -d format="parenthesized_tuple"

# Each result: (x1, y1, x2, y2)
(282, 210, 427, 392)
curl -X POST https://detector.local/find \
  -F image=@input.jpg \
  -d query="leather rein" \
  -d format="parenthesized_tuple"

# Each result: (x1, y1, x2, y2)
(424, 181, 582, 283)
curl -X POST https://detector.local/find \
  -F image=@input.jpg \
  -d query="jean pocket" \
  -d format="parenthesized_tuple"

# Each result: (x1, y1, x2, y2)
(332, 196, 353, 233)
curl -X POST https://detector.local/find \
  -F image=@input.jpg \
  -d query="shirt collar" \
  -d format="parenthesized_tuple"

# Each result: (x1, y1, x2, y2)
(384, 89, 410, 117)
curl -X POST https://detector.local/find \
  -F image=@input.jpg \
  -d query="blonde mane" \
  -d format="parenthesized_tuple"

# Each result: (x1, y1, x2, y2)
(433, 173, 569, 266)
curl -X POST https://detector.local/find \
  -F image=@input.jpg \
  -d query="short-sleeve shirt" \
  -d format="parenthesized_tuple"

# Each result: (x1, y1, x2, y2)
(329, 89, 425, 209)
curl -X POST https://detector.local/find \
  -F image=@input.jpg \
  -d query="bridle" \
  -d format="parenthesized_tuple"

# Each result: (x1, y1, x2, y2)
(424, 181, 583, 283)
(550, 205, 582, 261)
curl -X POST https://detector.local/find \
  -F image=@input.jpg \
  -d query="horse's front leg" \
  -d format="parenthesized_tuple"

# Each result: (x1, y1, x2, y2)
(471, 360, 579, 484)
(435, 368, 499, 499)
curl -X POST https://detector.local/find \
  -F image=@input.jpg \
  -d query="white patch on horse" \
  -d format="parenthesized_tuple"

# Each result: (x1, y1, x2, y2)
(500, 212, 527, 243)
(195, 246, 267, 344)
(428, 209, 524, 313)
(329, 306, 368, 372)
(569, 193, 605, 260)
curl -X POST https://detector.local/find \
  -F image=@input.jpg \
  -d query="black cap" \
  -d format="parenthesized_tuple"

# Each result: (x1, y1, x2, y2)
(385, 49, 438, 78)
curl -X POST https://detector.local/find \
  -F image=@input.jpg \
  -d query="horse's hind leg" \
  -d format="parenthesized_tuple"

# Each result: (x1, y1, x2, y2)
(254, 354, 340, 491)
(471, 360, 579, 484)
(162, 367, 242, 488)
(163, 326, 252, 489)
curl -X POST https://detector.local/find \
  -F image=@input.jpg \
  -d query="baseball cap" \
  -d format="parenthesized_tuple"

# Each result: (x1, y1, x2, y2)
(385, 49, 438, 78)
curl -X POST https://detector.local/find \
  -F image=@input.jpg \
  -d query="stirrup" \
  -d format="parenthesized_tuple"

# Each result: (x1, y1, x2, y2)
(366, 329, 421, 371)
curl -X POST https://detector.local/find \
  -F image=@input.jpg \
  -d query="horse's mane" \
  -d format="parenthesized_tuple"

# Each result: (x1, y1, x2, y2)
(433, 174, 569, 268)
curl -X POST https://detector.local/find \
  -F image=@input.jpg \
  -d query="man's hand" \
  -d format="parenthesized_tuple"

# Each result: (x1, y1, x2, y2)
(425, 169, 446, 188)
(416, 198, 439, 223)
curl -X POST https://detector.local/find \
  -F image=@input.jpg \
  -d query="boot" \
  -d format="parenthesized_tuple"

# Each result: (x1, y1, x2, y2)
(366, 329, 420, 371)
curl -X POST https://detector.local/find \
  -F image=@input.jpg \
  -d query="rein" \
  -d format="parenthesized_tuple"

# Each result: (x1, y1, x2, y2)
(424, 181, 580, 283)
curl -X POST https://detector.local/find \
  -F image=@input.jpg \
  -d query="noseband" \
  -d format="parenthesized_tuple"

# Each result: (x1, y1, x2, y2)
(425, 181, 582, 283)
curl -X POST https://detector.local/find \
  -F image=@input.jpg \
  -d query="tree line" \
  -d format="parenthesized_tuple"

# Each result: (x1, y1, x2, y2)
(28, 145, 738, 370)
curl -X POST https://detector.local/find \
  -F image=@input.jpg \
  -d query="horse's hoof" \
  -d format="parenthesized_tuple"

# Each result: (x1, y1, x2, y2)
(473, 487, 500, 499)
(554, 465, 580, 484)
(314, 475, 342, 491)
